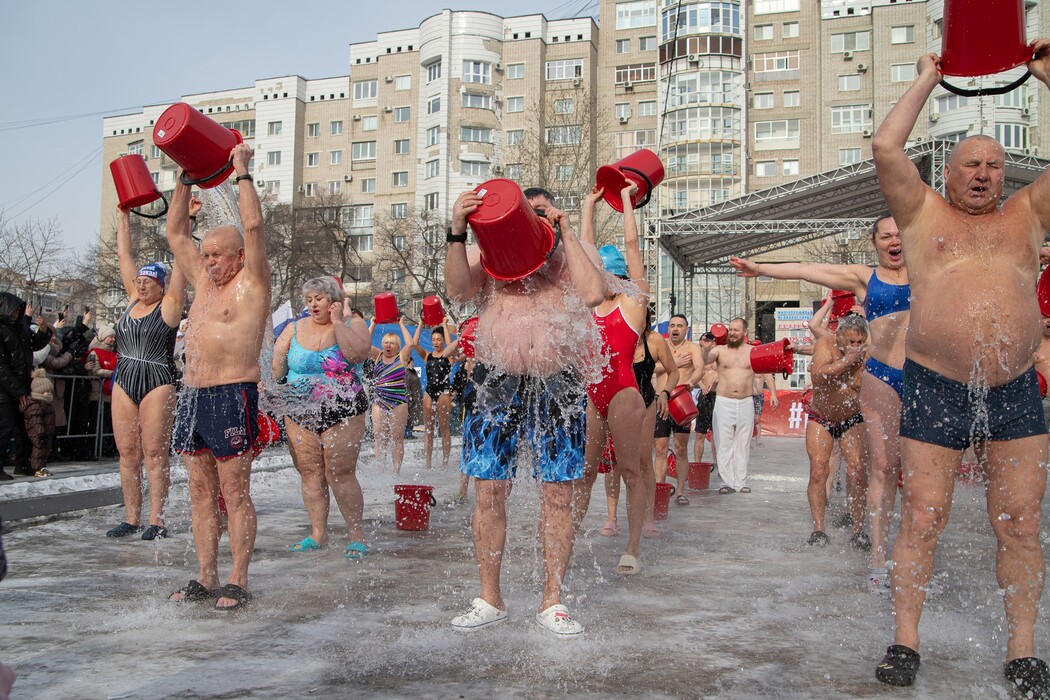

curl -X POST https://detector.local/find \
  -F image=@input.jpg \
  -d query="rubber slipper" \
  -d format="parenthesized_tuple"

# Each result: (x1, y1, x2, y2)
(168, 579, 218, 603)
(598, 521, 619, 536)
(290, 537, 324, 552)
(535, 604, 584, 636)
(718, 486, 736, 494)
(675, 494, 690, 506)
(345, 542, 369, 560)
(451, 597, 507, 630)
(642, 524, 660, 539)
(214, 583, 252, 611)
(739, 486, 752, 493)
(617, 554, 641, 575)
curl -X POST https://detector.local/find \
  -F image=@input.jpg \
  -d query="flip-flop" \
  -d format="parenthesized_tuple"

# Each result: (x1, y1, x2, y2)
(290, 537, 324, 552)
(642, 524, 660, 539)
(599, 521, 619, 536)
(214, 583, 252, 611)
(739, 486, 752, 494)
(718, 486, 736, 494)
(168, 579, 218, 604)
(617, 554, 641, 575)
(345, 542, 369, 560)
(675, 494, 690, 506)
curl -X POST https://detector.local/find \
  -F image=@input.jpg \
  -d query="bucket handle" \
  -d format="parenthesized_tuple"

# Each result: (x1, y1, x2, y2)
(619, 166, 655, 208)
(429, 494, 437, 507)
(129, 191, 169, 220)
(669, 485, 676, 497)
(179, 158, 234, 187)
(939, 71, 1031, 98)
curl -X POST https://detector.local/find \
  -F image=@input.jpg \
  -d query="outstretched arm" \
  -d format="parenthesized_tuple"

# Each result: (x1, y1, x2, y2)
(115, 208, 139, 299)
(729, 257, 868, 297)
(1020, 40, 1050, 231)
(579, 186, 603, 246)
(161, 195, 197, 328)
(231, 144, 269, 281)
(621, 184, 649, 295)
(547, 206, 608, 307)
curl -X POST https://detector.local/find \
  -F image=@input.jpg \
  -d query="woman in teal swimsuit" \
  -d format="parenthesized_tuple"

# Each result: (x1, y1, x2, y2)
(370, 319, 414, 475)
(273, 277, 372, 558)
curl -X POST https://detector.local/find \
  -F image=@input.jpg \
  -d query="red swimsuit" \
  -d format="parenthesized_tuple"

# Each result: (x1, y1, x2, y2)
(587, 303, 641, 418)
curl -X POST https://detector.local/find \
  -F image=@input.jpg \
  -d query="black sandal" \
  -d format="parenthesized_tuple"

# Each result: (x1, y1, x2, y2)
(1004, 657, 1050, 699)
(875, 644, 921, 687)
(214, 583, 252, 611)
(168, 579, 218, 603)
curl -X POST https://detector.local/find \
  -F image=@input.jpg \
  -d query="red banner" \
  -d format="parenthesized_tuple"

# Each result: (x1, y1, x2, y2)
(759, 389, 809, 438)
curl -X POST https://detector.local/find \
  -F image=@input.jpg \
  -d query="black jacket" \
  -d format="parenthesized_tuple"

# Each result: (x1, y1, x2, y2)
(0, 292, 31, 404)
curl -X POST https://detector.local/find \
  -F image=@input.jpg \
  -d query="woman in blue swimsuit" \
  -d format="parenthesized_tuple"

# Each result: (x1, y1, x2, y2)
(730, 214, 909, 590)
(273, 277, 372, 559)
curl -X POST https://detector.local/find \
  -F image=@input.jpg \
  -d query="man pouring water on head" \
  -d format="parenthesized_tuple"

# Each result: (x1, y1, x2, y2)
(445, 185, 607, 635)
(165, 143, 271, 612)
(871, 41, 1050, 696)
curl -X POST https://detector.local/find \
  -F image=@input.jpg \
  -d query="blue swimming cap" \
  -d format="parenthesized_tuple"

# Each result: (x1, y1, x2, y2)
(598, 245, 627, 277)
(137, 262, 168, 287)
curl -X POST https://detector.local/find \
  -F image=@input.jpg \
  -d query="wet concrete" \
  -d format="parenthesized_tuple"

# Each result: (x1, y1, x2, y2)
(0, 437, 1044, 698)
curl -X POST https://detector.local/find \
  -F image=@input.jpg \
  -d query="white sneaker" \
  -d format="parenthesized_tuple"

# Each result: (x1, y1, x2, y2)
(868, 567, 891, 595)
(451, 597, 507, 630)
(535, 604, 584, 636)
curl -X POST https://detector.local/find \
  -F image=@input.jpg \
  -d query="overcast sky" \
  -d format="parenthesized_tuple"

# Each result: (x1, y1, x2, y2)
(0, 0, 598, 254)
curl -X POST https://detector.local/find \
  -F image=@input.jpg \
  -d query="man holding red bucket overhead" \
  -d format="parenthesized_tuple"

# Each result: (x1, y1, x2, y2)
(871, 41, 1050, 695)
(444, 182, 607, 636)
(165, 143, 271, 612)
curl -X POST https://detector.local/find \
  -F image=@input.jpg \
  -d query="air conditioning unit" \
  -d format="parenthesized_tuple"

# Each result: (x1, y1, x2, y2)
(343, 175, 353, 182)
(1024, 148, 1033, 155)
(297, 185, 305, 193)
(687, 54, 700, 63)
(843, 51, 854, 60)
(862, 129, 873, 138)
(572, 77, 582, 87)
(384, 75, 394, 83)
(623, 81, 634, 90)
(930, 112, 939, 122)
(1023, 107, 1031, 116)
(256, 179, 265, 187)
(618, 115, 630, 124)
(492, 165, 503, 175)
(856, 63, 868, 73)
(353, 114, 361, 121)
(495, 61, 503, 71)
(384, 106, 393, 113)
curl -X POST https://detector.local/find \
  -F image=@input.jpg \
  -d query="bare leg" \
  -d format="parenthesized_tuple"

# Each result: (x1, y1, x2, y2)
(111, 387, 143, 526)
(692, 422, 706, 463)
(216, 452, 256, 608)
(138, 385, 175, 527)
(607, 389, 646, 561)
(806, 422, 834, 533)
(437, 393, 453, 468)
(372, 404, 392, 469)
(674, 431, 690, 494)
(841, 424, 868, 535)
(322, 415, 367, 543)
(572, 401, 606, 533)
(862, 373, 903, 568)
(639, 403, 658, 530)
(654, 435, 670, 482)
(540, 480, 580, 611)
(423, 393, 435, 468)
(180, 453, 222, 594)
(285, 419, 330, 544)
(473, 478, 510, 610)
(390, 403, 409, 474)
(604, 466, 621, 525)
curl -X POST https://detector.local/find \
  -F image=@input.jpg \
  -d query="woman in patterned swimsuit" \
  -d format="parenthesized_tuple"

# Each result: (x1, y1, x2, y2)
(104, 201, 190, 541)
(370, 319, 414, 474)
(273, 277, 372, 558)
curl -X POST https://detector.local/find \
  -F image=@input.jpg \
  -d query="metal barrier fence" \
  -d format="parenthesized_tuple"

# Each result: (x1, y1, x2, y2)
(47, 373, 113, 460)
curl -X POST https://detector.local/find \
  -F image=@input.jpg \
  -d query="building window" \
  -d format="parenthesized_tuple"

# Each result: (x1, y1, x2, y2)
(353, 234, 373, 253)
(128, 141, 144, 156)
(616, 103, 632, 119)
(394, 139, 411, 154)
(507, 63, 525, 79)
(267, 121, 282, 136)
(712, 153, 734, 175)
(391, 269, 406, 284)
(783, 90, 800, 107)
(839, 147, 862, 165)
(307, 152, 319, 167)
(555, 164, 573, 181)
(783, 21, 799, 38)
(305, 182, 318, 197)
(353, 80, 378, 100)
(506, 163, 523, 180)
(891, 25, 914, 44)
(753, 92, 774, 109)
(424, 192, 439, 210)
(546, 125, 583, 146)
(616, 0, 657, 29)
(391, 202, 408, 219)
(753, 51, 800, 73)
(754, 119, 801, 142)
(395, 75, 411, 90)
(934, 94, 969, 113)
(754, 0, 799, 14)
(994, 87, 1025, 108)
(782, 160, 799, 176)
(461, 127, 492, 143)
(392, 238, 407, 252)
(506, 129, 524, 145)
(267, 151, 281, 166)
(891, 64, 916, 82)
(995, 123, 1028, 150)
(394, 106, 411, 122)
(831, 31, 871, 53)
(361, 115, 377, 131)
(345, 204, 373, 228)
(638, 100, 657, 117)
(639, 36, 657, 51)
(460, 160, 490, 177)
(150, 145, 161, 158)
(462, 93, 492, 109)
(616, 38, 631, 54)
(427, 96, 441, 114)
(329, 181, 341, 195)
(351, 141, 377, 161)
(307, 122, 320, 137)
(331, 121, 343, 136)
(839, 74, 861, 92)
(426, 126, 441, 147)
(507, 97, 525, 113)
(546, 59, 584, 81)
(831, 104, 872, 134)
(756, 161, 776, 176)
(426, 61, 442, 83)
(662, 2, 739, 40)
(463, 60, 491, 84)
(754, 24, 773, 40)
(425, 159, 440, 179)
(265, 181, 280, 195)
(361, 178, 376, 194)
(330, 150, 343, 166)
(555, 98, 574, 115)
(614, 63, 657, 83)
(393, 171, 408, 187)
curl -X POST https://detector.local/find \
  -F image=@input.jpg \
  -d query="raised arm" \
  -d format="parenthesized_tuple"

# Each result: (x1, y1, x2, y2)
(871, 53, 941, 228)
(330, 301, 372, 364)
(620, 185, 649, 295)
(1020, 40, 1050, 231)
(445, 190, 487, 303)
(231, 144, 269, 281)
(810, 337, 866, 385)
(166, 179, 204, 288)
(160, 195, 197, 328)
(548, 206, 608, 307)
(729, 257, 868, 297)
(579, 186, 603, 246)
(115, 208, 139, 299)
(398, 319, 415, 365)
(809, 295, 834, 340)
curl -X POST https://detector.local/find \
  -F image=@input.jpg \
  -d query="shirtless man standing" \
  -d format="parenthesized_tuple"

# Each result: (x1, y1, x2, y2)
(445, 186, 607, 636)
(165, 144, 271, 611)
(654, 315, 703, 504)
(872, 44, 1050, 695)
(701, 318, 778, 493)
(692, 332, 718, 466)
(804, 316, 869, 549)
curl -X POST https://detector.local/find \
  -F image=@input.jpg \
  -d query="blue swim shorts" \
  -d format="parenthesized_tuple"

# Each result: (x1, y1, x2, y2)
(173, 382, 259, 460)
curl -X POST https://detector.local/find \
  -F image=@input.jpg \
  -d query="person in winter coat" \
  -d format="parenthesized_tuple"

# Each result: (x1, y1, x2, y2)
(22, 369, 55, 477)
(0, 292, 33, 480)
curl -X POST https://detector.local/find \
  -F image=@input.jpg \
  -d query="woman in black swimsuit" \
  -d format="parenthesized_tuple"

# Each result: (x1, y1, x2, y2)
(409, 320, 459, 469)
(105, 199, 191, 541)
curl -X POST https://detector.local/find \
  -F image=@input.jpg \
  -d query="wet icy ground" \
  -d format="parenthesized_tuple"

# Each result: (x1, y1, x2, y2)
(1, 436, 1046, 699)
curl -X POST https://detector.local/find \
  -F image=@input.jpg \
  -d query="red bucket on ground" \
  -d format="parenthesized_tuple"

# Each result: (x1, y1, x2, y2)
(394, 484, 437, 531)
(110, 155, 162, 211)
(666, 450, 677, 479)
(668, 384, 699, 426)
(467, 178, 556, 281)
(595, 149, 665, 212)
(458, 316, 479, 358)
(940, 0, 1030, 78)
(688, 461, 712, 490)
(421, 296, 444, 327)
(653, 482, 676, 521)
(710, 323, 728, 345)
(829, 290, 856, 320)
(374, 292, 399, 324)
(1038, 267, 1050, 318)
(152, 102, 244, 189)
(751, 339, 794, 378)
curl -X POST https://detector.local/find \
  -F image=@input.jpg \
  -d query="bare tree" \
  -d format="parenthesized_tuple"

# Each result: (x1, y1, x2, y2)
(370, 206, 452, 322)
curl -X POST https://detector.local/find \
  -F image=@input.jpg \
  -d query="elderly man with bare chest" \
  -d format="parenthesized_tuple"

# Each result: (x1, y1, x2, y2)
(871, 42, 1050, 696)
(444, 186, 607, 636)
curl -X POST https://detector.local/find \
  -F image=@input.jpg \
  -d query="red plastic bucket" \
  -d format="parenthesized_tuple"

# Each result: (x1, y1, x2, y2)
(110, 155, 167, 218)
(750, 339, 794, 378)
(710, 323, 728, 345)
(595, 149, 665, 212)
(666, 450, 677, 479)
(668, 384, 698, 426)
(941, 0, 1029, 78)
(422, 295, 444, 327)
(598, 436, 616, 474)
(394, 484, 437, 531)
(1038, 266, 1050, 317)
(829, 290, 856, 320)
(374, 292, 399, 324)
(458, 316, 479, 358)
(1039, 371, 1048, 399)
(467, 179, 557, 281)
(152, 102, 244, 189)
(688, 461, 712, 490)
(252, 412, 281, 458)
(653, 482, 676, 521)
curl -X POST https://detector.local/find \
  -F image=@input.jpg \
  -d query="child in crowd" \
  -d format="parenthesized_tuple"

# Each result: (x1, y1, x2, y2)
(23, 369, 56, 478)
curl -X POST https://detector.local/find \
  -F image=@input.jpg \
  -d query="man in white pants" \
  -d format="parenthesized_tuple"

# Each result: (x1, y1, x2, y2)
(701, 318, 776, 493)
